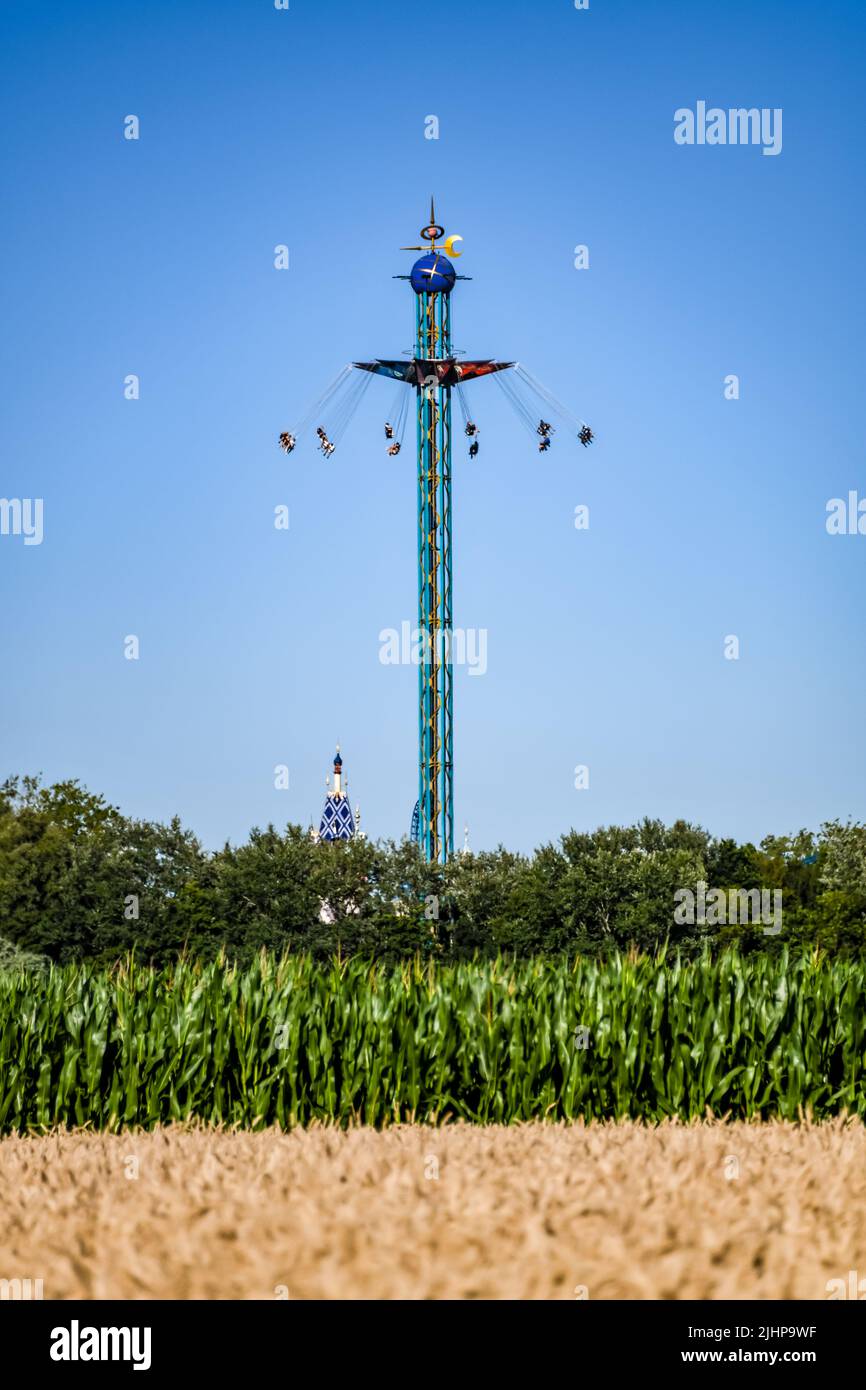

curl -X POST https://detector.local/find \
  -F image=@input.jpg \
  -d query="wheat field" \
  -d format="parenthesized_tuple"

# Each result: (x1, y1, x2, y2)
(1, 1120, 864, 1300)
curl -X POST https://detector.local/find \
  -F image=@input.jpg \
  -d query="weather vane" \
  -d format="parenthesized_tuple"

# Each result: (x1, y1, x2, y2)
(401, 196, 463, 259)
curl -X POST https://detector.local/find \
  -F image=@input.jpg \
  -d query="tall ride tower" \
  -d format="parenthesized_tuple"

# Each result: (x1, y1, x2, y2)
(355, 203, 513, 863)
(283, 204, 593, 862)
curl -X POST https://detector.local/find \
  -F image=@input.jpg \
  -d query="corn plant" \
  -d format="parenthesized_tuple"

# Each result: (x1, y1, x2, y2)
(0, 948, 863, 1132)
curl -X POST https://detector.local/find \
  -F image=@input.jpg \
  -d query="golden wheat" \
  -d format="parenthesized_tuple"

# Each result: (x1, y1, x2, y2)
(1, 1120, 864, 1299)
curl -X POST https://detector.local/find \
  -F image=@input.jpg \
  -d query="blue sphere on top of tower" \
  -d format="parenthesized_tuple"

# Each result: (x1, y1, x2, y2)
(410, 252, 456, 295)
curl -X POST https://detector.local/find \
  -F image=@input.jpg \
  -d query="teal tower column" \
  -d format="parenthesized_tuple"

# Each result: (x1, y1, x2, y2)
(414, 281, 454, 864)
(352, 201, 514, 864)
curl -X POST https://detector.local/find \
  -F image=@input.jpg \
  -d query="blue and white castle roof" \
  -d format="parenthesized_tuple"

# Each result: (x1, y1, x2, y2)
(315, 747, 360, 842)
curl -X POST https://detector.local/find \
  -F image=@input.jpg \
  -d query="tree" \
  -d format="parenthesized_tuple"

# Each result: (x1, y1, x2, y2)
(2, 774, 865, 964)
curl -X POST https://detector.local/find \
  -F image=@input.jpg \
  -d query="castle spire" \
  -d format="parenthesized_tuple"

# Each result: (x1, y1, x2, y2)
(315, 745, 358, 843)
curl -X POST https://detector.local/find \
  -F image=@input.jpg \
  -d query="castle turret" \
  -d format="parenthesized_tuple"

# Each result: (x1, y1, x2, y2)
(315, 745, 360, 842)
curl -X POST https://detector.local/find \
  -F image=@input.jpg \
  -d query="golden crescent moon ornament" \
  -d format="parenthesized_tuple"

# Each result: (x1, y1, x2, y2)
(443, 234, 464, 257)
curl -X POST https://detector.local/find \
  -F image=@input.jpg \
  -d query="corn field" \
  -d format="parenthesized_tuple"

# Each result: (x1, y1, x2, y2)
(0, 949, 863, 1133)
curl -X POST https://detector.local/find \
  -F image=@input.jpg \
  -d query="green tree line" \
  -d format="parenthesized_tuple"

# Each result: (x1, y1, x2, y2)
(1, 775, 865, 966)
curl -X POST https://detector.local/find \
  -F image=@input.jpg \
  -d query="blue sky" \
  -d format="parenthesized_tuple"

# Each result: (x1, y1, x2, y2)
(2, 0, 864, 852)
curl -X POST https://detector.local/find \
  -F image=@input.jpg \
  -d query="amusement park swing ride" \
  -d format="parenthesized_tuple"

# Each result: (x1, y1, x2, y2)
(280, 201, 594, 865)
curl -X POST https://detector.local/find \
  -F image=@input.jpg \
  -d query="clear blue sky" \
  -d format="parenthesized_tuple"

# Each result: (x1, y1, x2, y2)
(2, 0, 864, 853)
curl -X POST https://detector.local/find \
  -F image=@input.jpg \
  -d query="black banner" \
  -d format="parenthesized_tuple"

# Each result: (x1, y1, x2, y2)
(5, 1299, 861, 1376)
